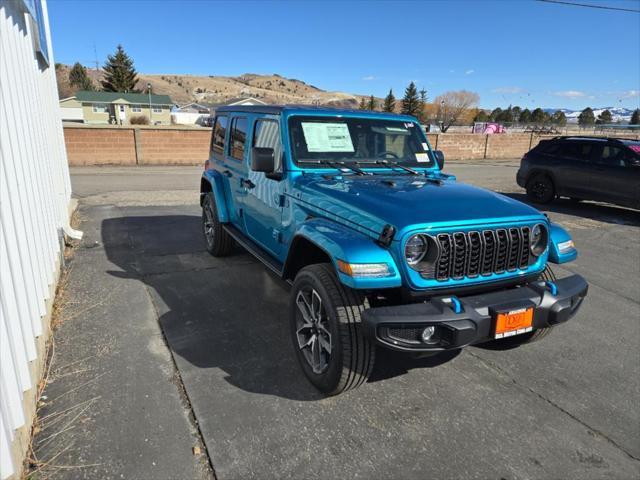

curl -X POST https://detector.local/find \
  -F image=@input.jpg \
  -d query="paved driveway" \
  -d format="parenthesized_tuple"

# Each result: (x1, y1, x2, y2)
(68, 163, 639, 479)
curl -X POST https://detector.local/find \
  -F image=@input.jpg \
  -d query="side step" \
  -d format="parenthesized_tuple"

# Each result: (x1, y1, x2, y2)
(222, 224, 284, 277)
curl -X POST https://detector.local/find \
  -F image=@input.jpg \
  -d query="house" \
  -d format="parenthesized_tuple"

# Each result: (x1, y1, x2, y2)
(170, 102, 210, 125)
(2, 1, 82, 478)
(208, 96, 267, 115)
(59, 91, 173, 125)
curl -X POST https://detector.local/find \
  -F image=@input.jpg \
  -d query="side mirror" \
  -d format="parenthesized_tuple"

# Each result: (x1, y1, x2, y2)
(251, 147, 275, 172)
(434, 150, 445, 170)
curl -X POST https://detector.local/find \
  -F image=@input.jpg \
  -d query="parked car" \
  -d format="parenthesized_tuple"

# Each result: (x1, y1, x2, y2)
(517, 136, 640, 209)
(201, 106, 588, 395)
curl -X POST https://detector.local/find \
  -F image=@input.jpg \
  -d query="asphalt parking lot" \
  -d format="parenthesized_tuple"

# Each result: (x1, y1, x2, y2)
(37, 162, 639, 479)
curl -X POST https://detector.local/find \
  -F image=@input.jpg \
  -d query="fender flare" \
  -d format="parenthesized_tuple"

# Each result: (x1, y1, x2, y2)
(287, 218, 402, 289)
(548, 222, 577, 264)
(201, 170, 229, 223)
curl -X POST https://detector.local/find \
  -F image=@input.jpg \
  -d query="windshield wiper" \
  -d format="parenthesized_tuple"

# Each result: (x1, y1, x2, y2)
(375, 159, 419, 175)
(298, 159, 368, 176)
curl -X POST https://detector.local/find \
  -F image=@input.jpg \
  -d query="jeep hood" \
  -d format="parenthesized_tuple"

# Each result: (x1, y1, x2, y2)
(294, 174, 544, 236)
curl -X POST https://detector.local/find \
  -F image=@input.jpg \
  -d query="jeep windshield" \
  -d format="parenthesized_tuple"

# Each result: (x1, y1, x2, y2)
(288, 115, 435, 169)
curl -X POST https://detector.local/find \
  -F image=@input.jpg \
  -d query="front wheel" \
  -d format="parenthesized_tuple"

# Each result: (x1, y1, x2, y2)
(526, 174, 555, 204)
(202, 193, 234, 256)
(289, 264, 375, 395)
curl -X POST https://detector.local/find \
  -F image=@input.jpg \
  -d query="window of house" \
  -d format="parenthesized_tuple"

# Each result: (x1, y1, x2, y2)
(131, 104, 142, 113)
(211, 115, 228, 155)
(252, 119, 282, 171)
(230, 117, 248, 161)
(92, 103, 108, 113)
(152, 106, 163, 113)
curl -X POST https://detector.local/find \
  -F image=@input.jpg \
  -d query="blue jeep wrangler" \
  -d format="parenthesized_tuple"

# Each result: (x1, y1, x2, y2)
(200, 106, 588, 395)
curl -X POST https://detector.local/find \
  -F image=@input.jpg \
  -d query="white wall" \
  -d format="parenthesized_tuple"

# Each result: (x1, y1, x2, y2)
(0, 1, 79, 477)
(171, 111, 207, 125)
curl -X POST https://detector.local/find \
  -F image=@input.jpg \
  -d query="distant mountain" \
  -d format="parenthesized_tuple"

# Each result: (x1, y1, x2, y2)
(55, 64, 373, 108)
(543, 107, 635, 123)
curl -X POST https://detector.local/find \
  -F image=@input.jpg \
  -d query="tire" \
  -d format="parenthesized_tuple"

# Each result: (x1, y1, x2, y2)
(289, 263, 375, 395)
(202, 192, 234, 256)
(526, 173, 555, 204)
(492, 266, 556, 347)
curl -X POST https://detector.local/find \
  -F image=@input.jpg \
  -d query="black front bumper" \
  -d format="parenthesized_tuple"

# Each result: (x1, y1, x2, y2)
(362, 274, 588, 352)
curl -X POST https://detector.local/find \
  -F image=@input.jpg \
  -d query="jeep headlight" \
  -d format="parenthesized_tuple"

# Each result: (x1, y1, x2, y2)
(405, 234, 428, 267)
(530, 224, 548, 256)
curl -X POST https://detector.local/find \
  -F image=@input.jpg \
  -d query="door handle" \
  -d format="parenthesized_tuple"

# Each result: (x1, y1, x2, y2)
(241, 179, 256, 189)
(222, 169, 233, 177)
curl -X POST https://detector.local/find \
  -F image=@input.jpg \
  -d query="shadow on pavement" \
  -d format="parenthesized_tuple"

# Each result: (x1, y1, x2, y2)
(500, 192, 640, 227)
(101, 214, 458, 401)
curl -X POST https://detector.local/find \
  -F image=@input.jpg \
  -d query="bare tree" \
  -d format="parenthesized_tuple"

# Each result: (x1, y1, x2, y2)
(434, 90, 480, 132)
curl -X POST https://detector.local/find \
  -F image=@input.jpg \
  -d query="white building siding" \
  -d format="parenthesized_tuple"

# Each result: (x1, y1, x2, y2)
(0, 1, 80, 478)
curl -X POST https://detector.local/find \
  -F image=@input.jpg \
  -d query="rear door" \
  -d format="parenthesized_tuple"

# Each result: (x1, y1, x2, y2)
(588, 143, 640, 207)
(551, 140, 595, 198)
(242, 117, 285, 256)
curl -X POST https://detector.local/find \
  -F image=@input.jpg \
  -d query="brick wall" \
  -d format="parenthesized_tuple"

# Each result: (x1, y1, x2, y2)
(63, 125, 639, 166)
(138, 129, 211, 165)
(64, 127, 137, 165)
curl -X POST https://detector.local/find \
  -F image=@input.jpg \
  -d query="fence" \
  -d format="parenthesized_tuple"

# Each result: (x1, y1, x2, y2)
(0, 1, 80, 478)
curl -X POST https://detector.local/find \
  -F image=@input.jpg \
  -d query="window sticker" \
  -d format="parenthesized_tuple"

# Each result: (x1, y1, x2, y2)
(301, 122, 354, 152)
(422, 142, 429, 151)
(415, 153, 430, 163)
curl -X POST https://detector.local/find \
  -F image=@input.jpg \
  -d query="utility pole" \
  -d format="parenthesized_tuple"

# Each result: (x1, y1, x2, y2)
(93, 42, 99, 72)
(148, 83, 152, 124)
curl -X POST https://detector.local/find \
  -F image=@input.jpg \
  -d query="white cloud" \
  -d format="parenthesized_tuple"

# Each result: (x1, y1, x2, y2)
(362, 75, 376, 81)
(621, 89, 639, 98)
(465, 69, 475, 75)
(554, 90, 586, 98)
(492, 87, 524, 94)
(449, 69, 455, 73)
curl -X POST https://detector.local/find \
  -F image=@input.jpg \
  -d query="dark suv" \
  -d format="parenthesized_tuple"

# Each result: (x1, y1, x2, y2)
(517, 136, 640, 209)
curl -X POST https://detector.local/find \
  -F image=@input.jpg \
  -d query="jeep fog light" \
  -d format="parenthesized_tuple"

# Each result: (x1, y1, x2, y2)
(558, 239, 575, 254)
(421, 326, 436, 342)
(337, 260, 391, 278)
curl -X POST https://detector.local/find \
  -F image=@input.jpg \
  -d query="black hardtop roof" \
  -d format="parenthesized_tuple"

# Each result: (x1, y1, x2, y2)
(214, 104, 414, 119)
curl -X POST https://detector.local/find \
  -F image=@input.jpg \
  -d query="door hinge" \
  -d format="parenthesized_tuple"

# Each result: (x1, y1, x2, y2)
(277, 194, 286, 207)
(272, 228, 282, 243)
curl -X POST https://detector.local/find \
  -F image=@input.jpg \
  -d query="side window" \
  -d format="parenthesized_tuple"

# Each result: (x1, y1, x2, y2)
(599, 145, 625, 167)
(558, 141, 593, 162)
(211, 115, 228, 155)
(252, 119, 282, 171)
(230, 117, 248, 161)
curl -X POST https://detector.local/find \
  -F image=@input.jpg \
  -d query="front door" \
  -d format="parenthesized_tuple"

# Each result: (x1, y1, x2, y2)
(242, 117, 284, 256)
(118, 104, 126, 124)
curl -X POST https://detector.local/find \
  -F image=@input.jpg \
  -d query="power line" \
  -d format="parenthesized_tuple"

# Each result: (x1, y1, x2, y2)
(536, 0, 640, 13)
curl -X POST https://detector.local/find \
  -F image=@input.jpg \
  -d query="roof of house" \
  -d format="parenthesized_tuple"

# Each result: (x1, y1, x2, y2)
(73, 90, 173, 105)
(173, 102, 210, 113)
(207, 97, 267, 109)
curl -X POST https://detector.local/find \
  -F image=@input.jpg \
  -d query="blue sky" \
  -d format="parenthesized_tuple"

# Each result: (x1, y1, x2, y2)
(48, 0, 640, 110)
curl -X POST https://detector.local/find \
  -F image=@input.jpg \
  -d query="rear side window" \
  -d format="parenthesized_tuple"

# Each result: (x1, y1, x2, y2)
(230, 117, 248, 161)
(253, 119, 282, 171)
(558, 141, 593, 161)
(599, 145, 626, 167)
(211, 115, 228, 155)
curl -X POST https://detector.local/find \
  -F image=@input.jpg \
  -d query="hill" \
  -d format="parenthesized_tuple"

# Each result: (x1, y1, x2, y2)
(56, 64, 371, 108)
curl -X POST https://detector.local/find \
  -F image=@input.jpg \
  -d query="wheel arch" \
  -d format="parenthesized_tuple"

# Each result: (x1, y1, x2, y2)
(200, 170, 229, 222)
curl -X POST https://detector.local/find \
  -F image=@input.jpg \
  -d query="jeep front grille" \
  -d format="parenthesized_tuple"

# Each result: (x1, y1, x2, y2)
(429, 227, 531, 281)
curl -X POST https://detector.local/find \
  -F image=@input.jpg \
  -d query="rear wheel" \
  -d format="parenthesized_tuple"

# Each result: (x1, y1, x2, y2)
(526, 174, 555, 204)
(290, 264, 375, 395)
(202, 193, 234, 256)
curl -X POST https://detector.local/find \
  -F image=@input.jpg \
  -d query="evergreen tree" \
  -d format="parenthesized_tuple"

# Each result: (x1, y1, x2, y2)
(498, 105, 514, 123)
(416, 88, 428, 123)
(630, 109, 640, 125)
(401, 81, 420, 117)
(578, 107, 595, 127)
(596, 109, 613, 124)
(473, 110, 489, 122)
(69, 62, 94, 91)
(551, 110, 567, 126)
(367, 95, 377, 111)
(489, 107, 502, 122)
(358, 97, 367, 110)
(519, 108, 532, 124)
(101, 45, 140, 92)
(511, 106, 522, 123)
(531, 108, 545, 124)
(382, 89, 396, 112)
